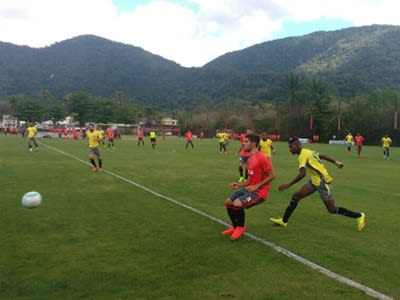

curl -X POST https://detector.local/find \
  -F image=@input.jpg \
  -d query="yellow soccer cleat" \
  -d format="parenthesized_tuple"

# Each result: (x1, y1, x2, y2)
(270, 217, 288, 228)
(357, 213, 366, 231)
(238, 177, 245, 182)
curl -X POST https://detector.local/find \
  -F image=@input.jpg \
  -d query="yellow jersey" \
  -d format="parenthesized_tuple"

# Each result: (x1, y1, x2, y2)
(259, 138, 273, 157)
(381, 137, 392, 148)
(223, 132, 229, 141)
(216, 132, 225, 143)
(26, 126, 37, 138)
(344, 134, 353, 142)
(87, 130, 100, 148)
(97, 129, 105, 139)
(298, 148, 332, 186)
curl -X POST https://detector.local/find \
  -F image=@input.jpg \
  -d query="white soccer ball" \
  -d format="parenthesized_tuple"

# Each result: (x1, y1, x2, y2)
(21, 191, 42, 208)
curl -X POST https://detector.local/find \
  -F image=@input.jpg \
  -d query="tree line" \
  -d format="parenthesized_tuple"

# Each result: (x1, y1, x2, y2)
(3, 73, 400, 145)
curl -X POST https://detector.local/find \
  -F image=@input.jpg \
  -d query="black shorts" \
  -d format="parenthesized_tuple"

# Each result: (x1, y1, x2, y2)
(229, 188, 265, 209)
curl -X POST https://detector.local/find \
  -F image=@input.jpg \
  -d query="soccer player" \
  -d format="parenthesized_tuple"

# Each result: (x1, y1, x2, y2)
(222, 134, 276, 240)
(86, 123, 103, 172)
(199, 131, 204, 140)
(381, 134, 392, 159)
(216, 131, 227, 154)
(25, 123, 39, 152)
(107, 127, 115, 149)
(259, 133, 275, 160)
(344, 132, 353, 153)
(185, 130, 194, 150)
(97, 126, 106, 147)
(237, 129, 252, 182)
(149, 130, 157, 149)
(270, 138, 365, 230)
(354, 133, 364, 158)
(137, 127, 145, 146)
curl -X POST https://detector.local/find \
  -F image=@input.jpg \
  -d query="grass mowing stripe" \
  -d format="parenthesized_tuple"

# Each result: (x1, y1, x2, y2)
(39, 140, 393, 300)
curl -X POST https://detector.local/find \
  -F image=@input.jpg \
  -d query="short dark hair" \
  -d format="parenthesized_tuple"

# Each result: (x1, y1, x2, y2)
(288, 137, 299, 144)
(246, 133, 260, 147)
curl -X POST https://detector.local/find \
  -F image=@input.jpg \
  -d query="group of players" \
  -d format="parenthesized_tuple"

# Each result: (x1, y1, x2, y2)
(26, 122, 397, 241)
(344, 132, 392, 159)
(221, 130, 367, 241)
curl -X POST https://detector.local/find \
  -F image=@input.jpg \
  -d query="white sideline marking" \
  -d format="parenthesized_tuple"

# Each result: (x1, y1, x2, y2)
(40, 142, 393, 300)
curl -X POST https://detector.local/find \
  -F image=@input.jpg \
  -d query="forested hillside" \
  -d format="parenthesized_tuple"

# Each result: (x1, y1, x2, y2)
(1, 25, 400, 108)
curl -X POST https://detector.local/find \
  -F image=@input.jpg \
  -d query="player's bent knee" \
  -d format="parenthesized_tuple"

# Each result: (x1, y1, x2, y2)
(233, 199, 243, 208)
(327, 207, 337, 214)
(224, 199, 233, 206)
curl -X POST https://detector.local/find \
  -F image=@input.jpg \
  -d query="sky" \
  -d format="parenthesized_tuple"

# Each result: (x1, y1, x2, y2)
(0, 0, 399, 67)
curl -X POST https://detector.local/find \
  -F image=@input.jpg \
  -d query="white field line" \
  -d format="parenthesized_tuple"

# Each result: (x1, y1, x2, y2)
(40, 142, 393, 300)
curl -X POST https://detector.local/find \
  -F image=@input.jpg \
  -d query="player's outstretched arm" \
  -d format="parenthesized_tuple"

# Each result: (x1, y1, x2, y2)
(319, 154, 343, 169)
(278, 167, 306, 191)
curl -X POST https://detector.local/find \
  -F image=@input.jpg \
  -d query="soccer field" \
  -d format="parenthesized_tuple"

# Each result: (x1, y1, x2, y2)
(1, 135, 398, 299)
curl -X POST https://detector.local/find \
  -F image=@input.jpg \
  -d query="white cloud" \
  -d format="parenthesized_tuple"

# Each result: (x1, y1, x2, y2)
(0, 0, 399, 67)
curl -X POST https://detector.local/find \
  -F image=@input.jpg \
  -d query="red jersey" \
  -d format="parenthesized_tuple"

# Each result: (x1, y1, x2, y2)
(239, 133, 246, 144)
(107, 129, 114, 139)
(354, 135, 364, 146)
(138, 129, 144, 138)
(185, 131, 192, 141)
(239, 133, 250, 157)
(246, 151, 273, 199)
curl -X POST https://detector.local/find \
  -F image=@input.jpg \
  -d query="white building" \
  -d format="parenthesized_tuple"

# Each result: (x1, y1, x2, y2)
(161, 117, 178, 126)
(2, 115, 18, 128)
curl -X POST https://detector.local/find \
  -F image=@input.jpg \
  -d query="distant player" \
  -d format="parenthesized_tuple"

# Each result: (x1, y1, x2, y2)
(149, 130, 157, 149)
(185, 130, 194, 150)
(344, 132, 353, 153)
(25, 123, 39, 152)
(259, 133, 275, 160)
(238, 129, 252, 182)
(216, 131, 227, 154)
(381, 134, 392, 159)
(270, 138, 365, 230)
(354, 133, 364, 158)
(222, 134, 276, 240)
(107, 128, 115, 149)
(199, 131, 204, 140)
(137, 127, 145, 146)
(97, 126, 106, 147)
(86, 123, 103, 172)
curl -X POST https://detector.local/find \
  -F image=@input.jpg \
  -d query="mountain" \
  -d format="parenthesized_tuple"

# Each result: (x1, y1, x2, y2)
(1, 25, 400, 108)
(205, 25, 400, 97)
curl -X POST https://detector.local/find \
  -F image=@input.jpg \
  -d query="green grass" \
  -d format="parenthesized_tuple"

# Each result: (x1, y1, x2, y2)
(0, 135, 398, 299)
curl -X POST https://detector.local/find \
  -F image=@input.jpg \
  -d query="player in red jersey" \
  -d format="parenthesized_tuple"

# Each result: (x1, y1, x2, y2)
(185, 130, 194, 150)
(237, 129, 252, 182)
(137, 127, 144, 146)
(354, 133, 364, 158)
(107, 128, 115, 149)
(222, 133, 276, 240)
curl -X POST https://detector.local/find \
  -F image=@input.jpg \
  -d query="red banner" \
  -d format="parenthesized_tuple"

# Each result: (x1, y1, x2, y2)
(309, 114, 314, 130)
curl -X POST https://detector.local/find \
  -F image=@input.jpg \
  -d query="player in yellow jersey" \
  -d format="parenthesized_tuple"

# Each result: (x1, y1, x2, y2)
(25, 123, 39, 152)
(149, 130, 157, 149)
(86, 123, 103, 172)
(381, 134, 392, 159)
(259, 133, 275, 160)
(216, 131, 227, 154)
(270, 138, 365, 231)
(344, 132, 353, 153)
(97, 126, 106, 147)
